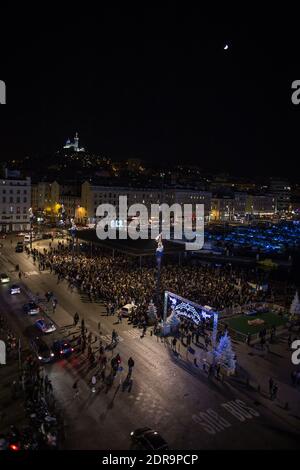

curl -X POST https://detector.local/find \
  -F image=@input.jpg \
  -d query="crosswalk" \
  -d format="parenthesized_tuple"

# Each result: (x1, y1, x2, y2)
(99, 333, 124, 344)
(123, 329, 144, 340)
(99, 328, 142, 344)
(23, 270, 48, 276)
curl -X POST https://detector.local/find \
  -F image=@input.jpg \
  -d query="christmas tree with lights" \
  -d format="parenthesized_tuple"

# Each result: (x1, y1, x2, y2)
(215, 331, 236, 371)
(147, 300, 158, 323)
(290, 291, 300, 316)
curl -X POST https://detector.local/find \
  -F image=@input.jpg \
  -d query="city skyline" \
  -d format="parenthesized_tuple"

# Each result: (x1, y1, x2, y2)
(0, 7, 300, 458)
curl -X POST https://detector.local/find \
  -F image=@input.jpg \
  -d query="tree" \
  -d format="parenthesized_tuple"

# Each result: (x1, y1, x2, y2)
(147, 300, 158, 323)
(215, 331, 236, 371)
(290, 291, 300, 316)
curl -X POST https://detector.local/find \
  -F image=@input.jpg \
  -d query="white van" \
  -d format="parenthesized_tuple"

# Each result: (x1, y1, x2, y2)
(120, 303, 137, 317)
(24, 233, 35, 243)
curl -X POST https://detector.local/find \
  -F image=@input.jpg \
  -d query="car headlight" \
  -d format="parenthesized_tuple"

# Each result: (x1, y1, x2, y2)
(38, 356, 42, 360)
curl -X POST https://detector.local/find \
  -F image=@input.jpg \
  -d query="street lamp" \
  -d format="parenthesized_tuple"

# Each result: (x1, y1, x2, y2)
(28, 207, 34, 250)
(155, 233, 164, 305)
(69, 218, 77, 262)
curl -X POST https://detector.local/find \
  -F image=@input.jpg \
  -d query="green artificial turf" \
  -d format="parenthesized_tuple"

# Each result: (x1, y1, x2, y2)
(224, 311, 287, 335)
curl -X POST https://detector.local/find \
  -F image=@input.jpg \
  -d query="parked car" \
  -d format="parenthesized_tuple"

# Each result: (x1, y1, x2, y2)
(34, 318, 56, 334)
(15, 245, 24, 253)
(130, 427, 168, 451)
(30, 337, 54, 363)
(23, 302, 40, 315)
(10, 284, 21, 295)
(0, 273, 10, 284)
(52, 339, 73, 357)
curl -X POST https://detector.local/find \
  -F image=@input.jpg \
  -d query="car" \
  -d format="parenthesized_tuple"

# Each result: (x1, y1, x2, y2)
(35, 318, 56, 334)
(30, 337, 54, 363)
(52, 339, 74, 357)
(120, 303, 137, 317)
(24, 234, 35, 243)
(23, 302, 40, 315)
(0, 273, 10, 284)
(17, 232, 26, 237)
(130, 427, 169, 451)
(10, 284, 21, 295)
(15, 245, 24, 253)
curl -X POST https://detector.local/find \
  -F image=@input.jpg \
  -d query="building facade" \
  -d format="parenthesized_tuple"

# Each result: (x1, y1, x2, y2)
(81, 181, 212, 224)
(210, 196, 235, 221)
(245, 194, 276, 217)
(0, 176, 31, 232)
(31, 181, 60, 216)
(269, 179, 291, 212)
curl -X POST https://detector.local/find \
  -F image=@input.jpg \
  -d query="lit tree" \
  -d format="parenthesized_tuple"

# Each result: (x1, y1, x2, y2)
(290, 291, 300, 316)
(147, 300, 158, 323)
(215, 331, 236, 371)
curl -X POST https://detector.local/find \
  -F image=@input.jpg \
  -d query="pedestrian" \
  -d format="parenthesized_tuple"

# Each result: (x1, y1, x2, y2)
(112, 329, 118, 345)
(269, 377, 274, 397)
(89, 351, 95, 366)
(291, 370, 297, 386)
(72, 381, 80, 400)
(141, 323, 147, 338)
(128, 356, 135, 374)
(74, 312, 79, 326)
(246, 333, 251, 346)
(271, 383, 278, 401)
(44, 375, 50, 393)
(172, 337, 177, 352)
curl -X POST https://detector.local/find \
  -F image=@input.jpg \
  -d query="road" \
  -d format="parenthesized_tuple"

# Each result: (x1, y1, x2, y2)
(0, 235, 299, 450)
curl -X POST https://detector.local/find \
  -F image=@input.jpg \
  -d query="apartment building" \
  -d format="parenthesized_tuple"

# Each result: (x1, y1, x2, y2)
(0, 175, 31, 232)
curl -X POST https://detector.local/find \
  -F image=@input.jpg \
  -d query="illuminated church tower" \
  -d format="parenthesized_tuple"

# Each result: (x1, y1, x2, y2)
(63, 132, 85, 152)
(74, 132, 79, 152)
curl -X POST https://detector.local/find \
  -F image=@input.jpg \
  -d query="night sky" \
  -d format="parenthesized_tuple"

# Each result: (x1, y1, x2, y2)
(0, 8, 300, 178)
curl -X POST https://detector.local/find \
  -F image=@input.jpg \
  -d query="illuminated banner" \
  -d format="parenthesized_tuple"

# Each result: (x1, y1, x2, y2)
(166, 291, 215, 325)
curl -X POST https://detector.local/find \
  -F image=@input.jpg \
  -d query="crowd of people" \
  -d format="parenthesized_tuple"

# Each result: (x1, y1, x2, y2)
(70, 313, 136, 396)
(0, 312, 62, 450)
(25, 241, 285, 321)
(0, 314, 18, 358)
